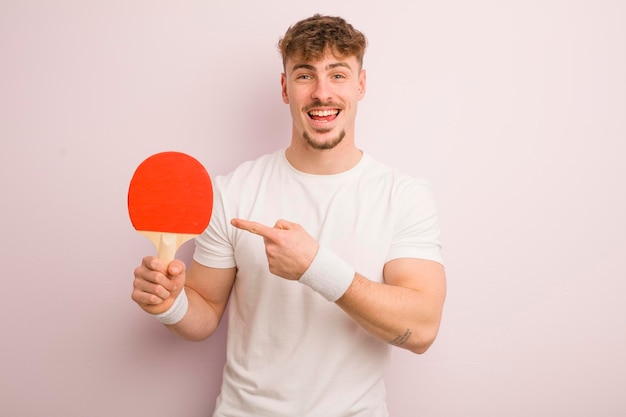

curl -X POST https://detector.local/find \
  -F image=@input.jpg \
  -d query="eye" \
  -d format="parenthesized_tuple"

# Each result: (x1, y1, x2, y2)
(332, 73, 346, 79)
(296, 74, 313, 80)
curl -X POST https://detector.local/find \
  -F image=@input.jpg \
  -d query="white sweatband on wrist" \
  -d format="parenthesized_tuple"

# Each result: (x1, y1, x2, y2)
(153, 288, 188, 325)
(299, 246, 355, 302)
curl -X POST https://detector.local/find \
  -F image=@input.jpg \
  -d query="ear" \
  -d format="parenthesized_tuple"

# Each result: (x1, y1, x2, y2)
(357, 69, 367, 100)
(281, 73, 289, 104)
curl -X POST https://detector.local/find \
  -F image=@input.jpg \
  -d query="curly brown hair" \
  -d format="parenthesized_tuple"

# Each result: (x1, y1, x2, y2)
(278, 14, 368, 69)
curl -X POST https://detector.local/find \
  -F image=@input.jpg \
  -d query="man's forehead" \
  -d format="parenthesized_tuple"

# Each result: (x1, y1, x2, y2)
(286, 54, 359, 73)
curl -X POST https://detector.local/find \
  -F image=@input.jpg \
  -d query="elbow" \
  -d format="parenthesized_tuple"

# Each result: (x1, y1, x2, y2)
(405, 338, 434, 355)
(403, 326, 441, 355)
(408, 339, 434, 355)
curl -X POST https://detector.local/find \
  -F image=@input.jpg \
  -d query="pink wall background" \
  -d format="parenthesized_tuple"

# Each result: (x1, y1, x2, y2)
(2, 1, 625, 416)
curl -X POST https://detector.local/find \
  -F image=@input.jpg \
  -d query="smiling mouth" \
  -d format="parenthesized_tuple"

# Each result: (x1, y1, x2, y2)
(308, 109, 340, 122)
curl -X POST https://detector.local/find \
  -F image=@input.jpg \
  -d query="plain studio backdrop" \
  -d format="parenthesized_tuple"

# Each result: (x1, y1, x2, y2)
(1, 1, 624, 416)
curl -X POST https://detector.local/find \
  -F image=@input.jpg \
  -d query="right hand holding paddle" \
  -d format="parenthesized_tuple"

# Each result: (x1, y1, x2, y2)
(131, 256, 186, 315)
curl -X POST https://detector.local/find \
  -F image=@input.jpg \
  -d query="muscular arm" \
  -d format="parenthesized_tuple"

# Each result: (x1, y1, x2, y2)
(336, 258, 446, 354)
(230, 217, 446, 353)
(166, 261, 236, 341)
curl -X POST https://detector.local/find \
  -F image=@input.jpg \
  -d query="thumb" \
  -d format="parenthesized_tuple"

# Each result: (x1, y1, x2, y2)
(274, 218, 297, 230)
(167, 259, 186, 276)
(166, 260, 186, 296)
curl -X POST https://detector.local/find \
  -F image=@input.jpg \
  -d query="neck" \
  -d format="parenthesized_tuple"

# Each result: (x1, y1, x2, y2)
(285, 137, 363, 175)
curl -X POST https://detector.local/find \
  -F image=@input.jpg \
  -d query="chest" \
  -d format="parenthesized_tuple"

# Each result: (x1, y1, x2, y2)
(234, 178, 397, 282)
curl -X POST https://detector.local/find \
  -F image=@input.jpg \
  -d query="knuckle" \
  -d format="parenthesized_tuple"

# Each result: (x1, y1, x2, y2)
(133, 265, 144, 278)
(132, 276, 144, 290)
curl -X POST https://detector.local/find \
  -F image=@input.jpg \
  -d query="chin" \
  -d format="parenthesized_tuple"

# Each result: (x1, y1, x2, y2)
(303, 129, 346, 150)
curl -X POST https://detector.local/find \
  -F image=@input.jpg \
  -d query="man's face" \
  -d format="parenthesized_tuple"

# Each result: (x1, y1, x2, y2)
(281, 51, 366, 150)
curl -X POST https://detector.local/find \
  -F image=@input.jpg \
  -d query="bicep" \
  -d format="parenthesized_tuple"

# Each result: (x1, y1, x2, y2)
(185, 259, 236, 319)
(384, 258, 447, 305)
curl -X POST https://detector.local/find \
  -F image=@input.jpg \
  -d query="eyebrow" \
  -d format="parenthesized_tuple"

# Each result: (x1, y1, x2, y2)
(290, 62, 353, 74)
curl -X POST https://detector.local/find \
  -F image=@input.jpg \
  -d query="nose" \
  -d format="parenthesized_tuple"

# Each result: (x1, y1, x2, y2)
(311, 78, 332, 102)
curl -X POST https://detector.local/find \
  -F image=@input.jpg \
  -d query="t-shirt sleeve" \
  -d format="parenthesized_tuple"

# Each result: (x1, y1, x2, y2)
(193, 177, 237, 268)
(386, 177, 444, 265)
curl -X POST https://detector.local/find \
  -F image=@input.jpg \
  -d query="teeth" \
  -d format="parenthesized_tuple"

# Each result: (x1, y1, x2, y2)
(309, 109, 338, 117)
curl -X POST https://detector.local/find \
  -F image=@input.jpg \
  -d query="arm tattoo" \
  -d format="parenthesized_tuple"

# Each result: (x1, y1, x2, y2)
(390, 329, 412, 346)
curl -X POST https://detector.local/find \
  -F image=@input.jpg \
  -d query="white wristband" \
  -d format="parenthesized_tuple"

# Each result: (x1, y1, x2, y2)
(299, 246, 355, 302)
(153, 288, 188, 325)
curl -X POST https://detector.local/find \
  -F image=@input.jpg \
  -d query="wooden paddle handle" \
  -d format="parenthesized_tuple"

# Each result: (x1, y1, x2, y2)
(138, 231, 197, 265)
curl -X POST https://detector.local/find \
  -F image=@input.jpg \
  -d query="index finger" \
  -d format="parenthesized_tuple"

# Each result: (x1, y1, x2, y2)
(231, 218, 277, 239)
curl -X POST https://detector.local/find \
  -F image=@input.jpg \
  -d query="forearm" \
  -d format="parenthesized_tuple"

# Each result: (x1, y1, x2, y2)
(164, 286, 223, 341)
(336, 272, 445, 354)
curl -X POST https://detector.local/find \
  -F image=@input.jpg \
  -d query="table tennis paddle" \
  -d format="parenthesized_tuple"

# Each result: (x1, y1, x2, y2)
(128, 151, 213, 264)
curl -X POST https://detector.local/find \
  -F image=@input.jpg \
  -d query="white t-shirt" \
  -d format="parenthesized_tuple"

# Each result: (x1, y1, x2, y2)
(194, 149, 443, 417)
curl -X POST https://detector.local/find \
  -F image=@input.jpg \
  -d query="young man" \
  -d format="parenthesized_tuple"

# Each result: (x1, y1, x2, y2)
(132, 14, 446, 416)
